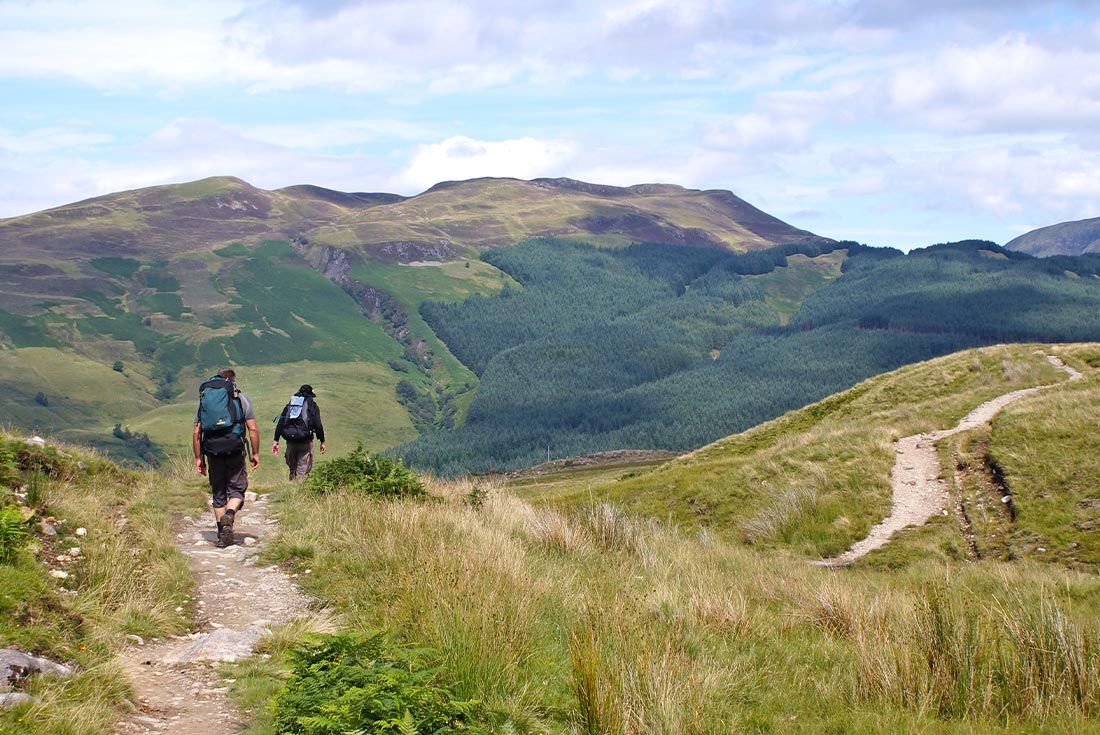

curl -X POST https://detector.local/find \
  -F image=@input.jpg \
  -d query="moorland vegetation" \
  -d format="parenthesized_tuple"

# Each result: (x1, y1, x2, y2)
(5, 177, 1100, 482)
(4, 343, 1100, 734)
(398, 239, 1100, 474)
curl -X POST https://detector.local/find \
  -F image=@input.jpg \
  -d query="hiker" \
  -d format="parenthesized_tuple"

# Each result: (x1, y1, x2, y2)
(272, 384, 326, 481)
(193, 368, 260, 548)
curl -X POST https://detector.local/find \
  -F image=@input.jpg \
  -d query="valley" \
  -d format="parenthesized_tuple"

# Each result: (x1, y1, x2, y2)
(4, 178, 1100, 482)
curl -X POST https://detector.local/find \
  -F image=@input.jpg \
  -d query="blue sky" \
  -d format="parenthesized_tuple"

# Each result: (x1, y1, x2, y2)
(2, 0, 1099, 250)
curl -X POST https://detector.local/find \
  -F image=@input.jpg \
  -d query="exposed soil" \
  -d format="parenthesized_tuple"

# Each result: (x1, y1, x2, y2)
(817, 355, 1082, 567)
(112, 492, 319, 735)
(503, 449, 682, 479)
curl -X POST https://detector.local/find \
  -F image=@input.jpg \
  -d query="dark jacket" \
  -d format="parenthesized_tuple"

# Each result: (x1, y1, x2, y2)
(274, 396, 325, 443)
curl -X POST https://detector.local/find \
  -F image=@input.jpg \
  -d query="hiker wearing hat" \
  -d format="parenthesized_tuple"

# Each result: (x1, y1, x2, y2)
(272, 384, 326, 481)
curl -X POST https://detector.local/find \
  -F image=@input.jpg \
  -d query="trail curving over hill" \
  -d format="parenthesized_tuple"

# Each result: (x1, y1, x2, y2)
(112, 492, 328, 735)
(817, 355, 1082, 567)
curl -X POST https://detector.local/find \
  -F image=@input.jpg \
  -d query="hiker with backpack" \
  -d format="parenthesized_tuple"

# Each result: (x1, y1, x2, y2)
(272, 384, 326, 481)
(192, 368, 260, 548)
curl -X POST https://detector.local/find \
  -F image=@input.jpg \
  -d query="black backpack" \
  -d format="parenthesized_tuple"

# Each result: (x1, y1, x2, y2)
(279, 394, 313, 442)
(197, 377, 245, 456)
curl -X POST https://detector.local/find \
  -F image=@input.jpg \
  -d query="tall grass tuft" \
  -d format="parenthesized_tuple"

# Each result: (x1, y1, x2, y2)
(583, 502, 644, 555)
(569, 625, 622, 735)
(524, 506, 587, 555)
(998, 592, 1100, 716)
(569, 612, 724, 735)
(853, 582, 1100, 720)
(738, 486, 818, 545)
(794, 576, 862, 639)
(9, 661, 133, 735)
(24, 471, 45, 509)
(688, 587, 751, 637)
(51, 472, 194, 645)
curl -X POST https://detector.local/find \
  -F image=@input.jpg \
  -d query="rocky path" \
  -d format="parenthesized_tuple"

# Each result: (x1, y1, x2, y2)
(113, 492, 317, 735)
(818, 355, 1082, 567)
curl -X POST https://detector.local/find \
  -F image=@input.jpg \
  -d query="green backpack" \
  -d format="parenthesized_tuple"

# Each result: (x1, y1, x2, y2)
(198, 376, 244, 456)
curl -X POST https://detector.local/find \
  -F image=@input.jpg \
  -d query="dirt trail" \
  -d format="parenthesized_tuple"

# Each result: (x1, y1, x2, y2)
(112, 492, 318, 735)
(818, 355, 1082, 567)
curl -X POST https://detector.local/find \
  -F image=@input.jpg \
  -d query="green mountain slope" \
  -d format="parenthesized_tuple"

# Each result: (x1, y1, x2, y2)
(276, 345, 1100, 733)
(397, 240, 1100, 475)
(1005, 215, 1100, 256)
(508, 342, 1100, 566)
(0, 175, 825, 465)
(0, 174, 821, 268)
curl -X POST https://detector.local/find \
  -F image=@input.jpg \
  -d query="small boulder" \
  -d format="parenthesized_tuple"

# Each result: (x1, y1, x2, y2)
(0, 691, 34, 709)
(0, 648, 74, 689)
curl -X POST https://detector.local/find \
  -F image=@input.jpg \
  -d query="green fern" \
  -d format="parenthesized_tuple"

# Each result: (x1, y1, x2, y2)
(0, 505, 29, 564)
(303, 443, 424, 498)
(396, 709, 418, 735)
(270, 631, 492, 734)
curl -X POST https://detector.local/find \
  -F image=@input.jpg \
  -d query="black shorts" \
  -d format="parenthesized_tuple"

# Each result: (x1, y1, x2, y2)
(206, 452, 248, 509)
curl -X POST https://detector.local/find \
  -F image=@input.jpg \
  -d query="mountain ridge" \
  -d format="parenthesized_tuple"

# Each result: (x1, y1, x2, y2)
(7, 175, 1100, 478)
(0, 174, 827, 259)
(0, 174, 830, 466)
(1005, 214, 1100, 257)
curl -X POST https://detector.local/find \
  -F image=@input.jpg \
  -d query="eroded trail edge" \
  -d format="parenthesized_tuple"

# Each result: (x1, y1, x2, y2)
(113, 492, 317, 735)
(818, 355, 1082, 567)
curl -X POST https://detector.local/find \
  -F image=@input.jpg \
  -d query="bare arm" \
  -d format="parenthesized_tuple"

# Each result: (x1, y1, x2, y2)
(246, 419, 260, 468)
(193, 423, 206, 475)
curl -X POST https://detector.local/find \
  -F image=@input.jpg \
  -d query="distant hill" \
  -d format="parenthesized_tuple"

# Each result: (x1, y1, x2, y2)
(0, 175, 827, 464)
(396, 240, 1100, 475)
(0, 175, 824, 266)
(1004, 215, 1100, 256)
(8, 174, 1100, 477)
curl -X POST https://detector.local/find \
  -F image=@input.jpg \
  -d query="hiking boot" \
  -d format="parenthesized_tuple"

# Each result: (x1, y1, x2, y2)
(216, 511, 235, 548)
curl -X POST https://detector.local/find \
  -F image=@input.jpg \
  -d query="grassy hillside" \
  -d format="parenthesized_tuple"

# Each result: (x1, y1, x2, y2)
(0, 175, 820, 272)
(396, 240, 1100, 475)
(323, 177, 821, 253)
(0, 233, 497, 465)
(262, 344, 1100, 733)
(0, 434, 203, 735)
(507, 344, 1095, 562)
(6, 345, 1100, 734)
(0, 175, 824, 468)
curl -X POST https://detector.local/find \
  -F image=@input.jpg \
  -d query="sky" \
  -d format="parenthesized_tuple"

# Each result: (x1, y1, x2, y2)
(2, 0, 1099, 251)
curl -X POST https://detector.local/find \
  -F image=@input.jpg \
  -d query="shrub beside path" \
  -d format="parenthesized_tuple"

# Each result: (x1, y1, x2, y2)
(818, 355, 1083, 567)
(113, 492, 317, 735)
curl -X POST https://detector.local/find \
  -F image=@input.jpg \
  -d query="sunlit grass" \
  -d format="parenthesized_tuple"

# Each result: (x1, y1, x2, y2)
(0, 433, 202, 735)
(10, 342, 1100, 734)
(262, 462, 1100, 732)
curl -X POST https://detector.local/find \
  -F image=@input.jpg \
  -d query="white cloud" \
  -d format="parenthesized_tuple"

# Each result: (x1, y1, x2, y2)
(0, 126, 114, 154)
(138, 118, 398, 191)
(394, 136, 581, 191)
(0, 117, 400, 218)
(703, 113, 812, 152)
(246, 119, 436, 150)
(883, 33, 1100, 134)
(2, 0, 1099, 248)
(0, 0, 253, 90)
